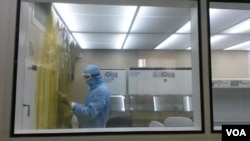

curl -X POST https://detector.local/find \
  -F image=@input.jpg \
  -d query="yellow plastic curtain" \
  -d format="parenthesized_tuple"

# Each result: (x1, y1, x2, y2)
(35, 8, 58, 129)
(35, 6, 74, 129)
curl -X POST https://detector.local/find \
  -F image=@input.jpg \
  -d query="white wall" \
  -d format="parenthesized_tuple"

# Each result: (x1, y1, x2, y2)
(211, 51, 249, 78)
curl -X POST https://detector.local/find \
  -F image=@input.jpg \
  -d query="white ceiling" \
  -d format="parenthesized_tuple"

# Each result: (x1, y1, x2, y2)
(53, 3, 250, 50)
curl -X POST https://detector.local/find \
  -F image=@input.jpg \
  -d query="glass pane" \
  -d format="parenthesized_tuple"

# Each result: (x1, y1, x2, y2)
(209, 2, 250, 131)
(12, 0, 202, 135)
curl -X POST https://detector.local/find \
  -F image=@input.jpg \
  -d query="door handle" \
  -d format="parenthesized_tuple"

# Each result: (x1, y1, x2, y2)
(23, 104, 30, 117)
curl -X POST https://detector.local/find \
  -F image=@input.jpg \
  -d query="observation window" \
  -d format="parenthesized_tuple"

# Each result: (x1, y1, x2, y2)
(12, 0, 203, 136)
(209, 1, 250, 132)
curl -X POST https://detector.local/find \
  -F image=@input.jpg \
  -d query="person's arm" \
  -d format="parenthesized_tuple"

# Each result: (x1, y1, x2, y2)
(72, 91, 107, 120)
(58, 92, 72, 107)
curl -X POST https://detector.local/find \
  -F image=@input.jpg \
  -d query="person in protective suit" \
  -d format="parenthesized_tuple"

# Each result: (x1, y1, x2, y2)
(59, 64, 110, 128)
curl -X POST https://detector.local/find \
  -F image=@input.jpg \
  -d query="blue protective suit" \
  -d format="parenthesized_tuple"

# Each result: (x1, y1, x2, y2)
(72, 64, 110, 128)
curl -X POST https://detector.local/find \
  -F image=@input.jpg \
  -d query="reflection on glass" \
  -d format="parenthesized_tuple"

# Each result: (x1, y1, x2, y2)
(209, 2, 250, 131)
(13, 0, 201, 135)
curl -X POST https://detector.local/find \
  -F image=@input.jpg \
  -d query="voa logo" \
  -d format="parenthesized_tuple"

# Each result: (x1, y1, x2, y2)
(226, 129, 246, 136)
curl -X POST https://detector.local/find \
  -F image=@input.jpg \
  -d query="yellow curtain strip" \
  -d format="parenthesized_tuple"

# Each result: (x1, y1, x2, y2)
(35, 7, 58, 129)
(35, 7, 73, 129)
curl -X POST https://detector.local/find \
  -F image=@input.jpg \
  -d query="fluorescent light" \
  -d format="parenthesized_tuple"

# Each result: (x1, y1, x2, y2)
(120, 6, 138, 32)
(186, 47, 191, 50)
(53, 3, 136, 49)
(224, 40, 250, 50)
(155, 21, 190, 50)
(53, 3, 137, 32)
(210, 34, 226, 44)
(73, 33, 126, 49)
(222, 18, 250, 34)
(209, 8, 221, 19)
(154, 34, 190, 50)
(52, 3, 78, 30)
(155, 34, 179, 49)
(72, 33, 88, 49)
(116, 34, 127, 49)
(176, 21, 191, 33)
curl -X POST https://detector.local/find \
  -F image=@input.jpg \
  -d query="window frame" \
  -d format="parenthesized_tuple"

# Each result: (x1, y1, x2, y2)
(208, 0, 250, 133)
(11, 0, 204, 137)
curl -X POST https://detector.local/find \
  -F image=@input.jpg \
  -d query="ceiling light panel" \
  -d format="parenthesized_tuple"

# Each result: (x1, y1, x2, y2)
(176, 21, 190, 33)
(211, 34, 250, 50)
(222, 18, 250, 34)
(155, 34, 190, 50)
(73, 33, 126, 49)
(224, 40, 250, 50)
(123, 34, 167, 49)
(209, 8, 250, 34)
(210, 34, 227, 44)
(131, 6, 190, 33)
(53, 3, 137, 32)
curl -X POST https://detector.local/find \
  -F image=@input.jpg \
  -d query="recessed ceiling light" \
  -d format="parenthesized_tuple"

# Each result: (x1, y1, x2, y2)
(176, 21, 190, 33)
(209, 8, 222, 19)
(210, 34, 226, 44)
(224, 40, 250, 50)
(73, 33, 126, 49)
(72, 33, 88, 49)
(155, 34, 179, 49)
(52, 3, 78, 30)
(222, 18, 250, 34)
(155, 21, 191, 50)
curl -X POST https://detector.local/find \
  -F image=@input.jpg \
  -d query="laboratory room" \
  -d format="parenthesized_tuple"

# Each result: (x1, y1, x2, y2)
(13, 0, 202, 135)
(209, 2, 250, 132)
(7, 0, 250, 138)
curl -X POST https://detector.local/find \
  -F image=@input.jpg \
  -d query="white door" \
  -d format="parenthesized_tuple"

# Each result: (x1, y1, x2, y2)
(21, 61, 36, 129)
